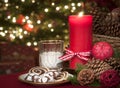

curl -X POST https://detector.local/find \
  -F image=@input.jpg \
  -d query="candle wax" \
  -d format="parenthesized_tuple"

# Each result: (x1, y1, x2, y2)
(69, 15, 93, 69)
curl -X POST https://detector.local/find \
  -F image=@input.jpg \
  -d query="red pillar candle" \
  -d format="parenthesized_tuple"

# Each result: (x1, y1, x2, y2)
(69, 15, 93, 69)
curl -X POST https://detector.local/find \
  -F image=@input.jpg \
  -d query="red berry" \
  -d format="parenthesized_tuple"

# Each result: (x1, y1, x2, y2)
(92, 42, 113, 60)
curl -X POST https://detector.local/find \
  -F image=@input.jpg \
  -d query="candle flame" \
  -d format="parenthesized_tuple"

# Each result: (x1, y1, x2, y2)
(78, 11, 84, 17)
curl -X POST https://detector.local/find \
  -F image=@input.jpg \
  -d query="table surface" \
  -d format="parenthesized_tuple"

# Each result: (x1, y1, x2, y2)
(0, 71, 102, 88)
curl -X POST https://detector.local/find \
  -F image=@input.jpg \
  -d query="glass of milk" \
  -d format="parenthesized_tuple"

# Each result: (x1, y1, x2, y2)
(39, 40, 64, 69)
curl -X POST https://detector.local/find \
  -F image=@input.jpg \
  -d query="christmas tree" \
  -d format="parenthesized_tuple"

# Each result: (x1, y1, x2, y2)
(0, 0, 119, 46)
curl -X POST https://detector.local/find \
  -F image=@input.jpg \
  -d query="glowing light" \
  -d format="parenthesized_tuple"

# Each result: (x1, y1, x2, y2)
(33, 42, 37, 46)
(19, 28, 23, 32)
(5, 30, 8, 33)
(10, 34, 15, 40)
(56, 7, 60, 11)
(0, 27, 3, 30)
(4, 0, 8, 3)
(27, 42, 32, 46)
(77, 3, 81, 7)
(21, 0, 25, 2)
(78, 11, 84, 17)
(56, 35, 60, 38)
(0, 32, 5, 37)
(12, 17, 16, 23)
(72, 7, 76, 10)
(32, 0, 35, 3)
(44, 8, 49, 12)
(64, 36, 69, 40)
(71, 3, 75, 6)
(37, 20, 41, 24)
(48, 24, 52, 28)
(25, 16, 29, 20)
(13, 30, 16, 34)
(64, 5, 69, 9)
(7, 16, 11, 19)
(51, 2, 55, 6)
(24, 31, 28, 34)
(19, 35, 23, 39)
(23, 19, 25, 23)
(50, 28, 54, 32)
(16, 6, 19, 9)
(27, 20, 32, 24)
(5, 4, 9, 7)
(28, 24, 34, 28)
(71, 10, 74, 13)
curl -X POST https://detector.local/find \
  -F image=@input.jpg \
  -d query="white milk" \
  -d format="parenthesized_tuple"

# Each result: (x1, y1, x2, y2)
(39, 51, 63, 68)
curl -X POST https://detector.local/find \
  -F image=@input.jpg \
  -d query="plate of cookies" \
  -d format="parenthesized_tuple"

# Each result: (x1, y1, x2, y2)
(18, 66, 73, 86)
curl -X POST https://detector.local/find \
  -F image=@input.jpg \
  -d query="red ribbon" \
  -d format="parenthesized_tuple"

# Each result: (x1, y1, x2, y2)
(59, 49, 91, 61)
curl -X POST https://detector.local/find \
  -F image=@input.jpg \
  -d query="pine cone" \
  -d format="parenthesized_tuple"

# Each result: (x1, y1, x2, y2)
(77, 69, 95, 86)
(104, 57, 120, 76)
(86, 58, 112, 79)
(103, 12, 120, 37)
(89, 7, 108, 35)
(89, 7, 120, 38)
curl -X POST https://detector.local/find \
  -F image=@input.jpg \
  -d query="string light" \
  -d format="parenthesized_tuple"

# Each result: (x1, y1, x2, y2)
(64, 5, 69, 9)
(24, 31, 28, 35)
(4, 0, 8, 3)
(56, 35, 60, 38)
(37, 20, 41, 24)
(15, 6, 19, 9)
(7, 16, 11, 19)
(1, 0, 84, 46)
(33, 41, 37, 46)
(19, 28, 23, 33)
(71, 10, 74, 13)
(48, 24, 52, 28)
(64, 35, 69, 40)
(27, 42, 32, 46)
(71, 3, 75, 6)
(50, 28, 54, 32)
(27, 20, 32, 24)
(77, 3, 81, 7)
(51, 2, 55, 6)
(0, 27, 3, 30)
(44, 8, 49, 12)
(13, 30, 16, 34)
(21, 0, 25, 2)
(32, 0, 35, 3)
(0, 32, 5, 37)
(19, 35, 23, 39)
(25, 16, 29, 20)
(12, 17, 16, 23)
(5, 30, 8, 33)
(5, 4, 9, 7)
(10, 34, 15, 40)
(28, 24, 34, 29)
(56, 7, 60, 11)
(72, 7, 76, 10)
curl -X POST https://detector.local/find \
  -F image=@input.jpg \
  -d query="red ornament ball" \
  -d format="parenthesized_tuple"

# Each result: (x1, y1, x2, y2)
(23, 23, 33, 32)
(92, 41, 113, 60)
(16, 14, 25, 25)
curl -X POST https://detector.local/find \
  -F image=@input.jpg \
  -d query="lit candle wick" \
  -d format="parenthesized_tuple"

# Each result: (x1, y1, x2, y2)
(78, 11, 84, 17)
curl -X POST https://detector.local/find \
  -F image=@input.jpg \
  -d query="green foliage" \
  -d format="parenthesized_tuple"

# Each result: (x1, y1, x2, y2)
(88, 80, 100, 87)
(0, 0, 97, 46)
(68, 75, 79, 85)
(75, 63, 86, 74)
(68, 64, 86, 85)
(113, 49, 120, 58)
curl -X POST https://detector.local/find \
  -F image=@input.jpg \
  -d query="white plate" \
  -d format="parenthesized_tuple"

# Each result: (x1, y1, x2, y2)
(18, 73, 70, 86)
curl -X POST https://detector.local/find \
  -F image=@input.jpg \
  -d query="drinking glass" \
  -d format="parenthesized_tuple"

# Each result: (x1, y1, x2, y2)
(39, 40, 64, 69)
